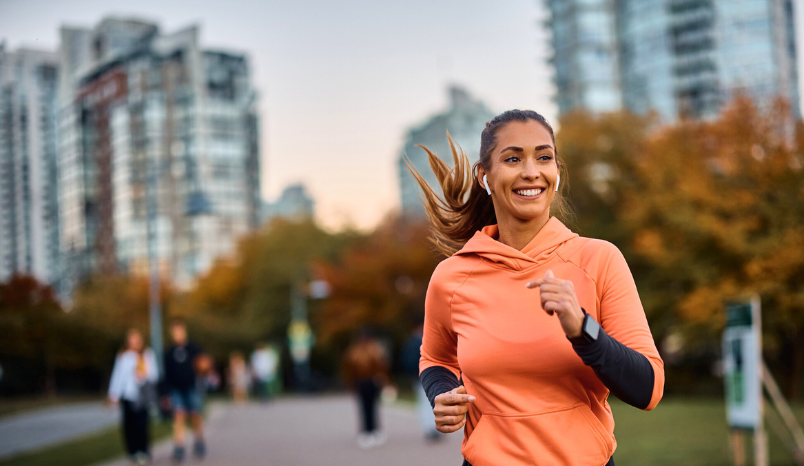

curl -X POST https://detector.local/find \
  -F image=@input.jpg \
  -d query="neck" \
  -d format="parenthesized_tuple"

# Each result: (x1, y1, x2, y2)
(496, 211, 550, 251)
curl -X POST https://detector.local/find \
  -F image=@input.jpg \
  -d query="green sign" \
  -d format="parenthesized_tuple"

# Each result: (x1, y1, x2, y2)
(723, 298, 761, 429)
(726, 303, 753, 328)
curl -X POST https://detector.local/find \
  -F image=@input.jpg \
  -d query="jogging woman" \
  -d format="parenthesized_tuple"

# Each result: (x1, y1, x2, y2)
(411, 110, 664, 466)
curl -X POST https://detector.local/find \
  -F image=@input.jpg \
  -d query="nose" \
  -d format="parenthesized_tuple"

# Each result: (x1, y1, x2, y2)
(521, 158, 539, 180)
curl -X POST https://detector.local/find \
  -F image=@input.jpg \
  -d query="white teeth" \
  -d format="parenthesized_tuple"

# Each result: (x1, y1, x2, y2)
(515, 189, 543, 196)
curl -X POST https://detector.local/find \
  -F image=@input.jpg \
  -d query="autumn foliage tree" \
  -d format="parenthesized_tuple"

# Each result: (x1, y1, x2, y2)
(559, 96, 804, 396)
(316, 216, 440, 345)
(68, 274, 173, 369)
(626, 97, 804, 396)
(170, 218, 360, 362)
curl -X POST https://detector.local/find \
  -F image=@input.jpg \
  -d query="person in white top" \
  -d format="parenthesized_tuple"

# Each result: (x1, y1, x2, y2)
(250, 342, 279, 400)
(108, 329, 159, 465)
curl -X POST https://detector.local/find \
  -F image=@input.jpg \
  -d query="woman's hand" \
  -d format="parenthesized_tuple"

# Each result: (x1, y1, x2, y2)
(526, 270, 585, 339)
(433, 385, 475, 433)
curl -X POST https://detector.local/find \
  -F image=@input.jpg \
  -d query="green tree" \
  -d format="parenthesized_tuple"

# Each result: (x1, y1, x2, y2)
(172, 218, 359, 362)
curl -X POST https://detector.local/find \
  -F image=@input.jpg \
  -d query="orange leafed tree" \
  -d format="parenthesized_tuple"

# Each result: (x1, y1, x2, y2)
(558, 97, 804, 395)
(316, 216, 441, 348)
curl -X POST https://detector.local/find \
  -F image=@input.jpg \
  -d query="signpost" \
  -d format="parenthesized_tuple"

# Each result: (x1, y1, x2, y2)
(723, 296, 765, 466)
(722, 296, 804, 465)
(288, 279, 329, 391)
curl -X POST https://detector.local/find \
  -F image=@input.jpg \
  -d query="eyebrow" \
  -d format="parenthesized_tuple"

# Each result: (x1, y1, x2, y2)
(498, 144, 554, 155)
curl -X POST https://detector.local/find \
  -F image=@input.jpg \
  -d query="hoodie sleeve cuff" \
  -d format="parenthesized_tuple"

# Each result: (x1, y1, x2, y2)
(420, 366, 461, 408)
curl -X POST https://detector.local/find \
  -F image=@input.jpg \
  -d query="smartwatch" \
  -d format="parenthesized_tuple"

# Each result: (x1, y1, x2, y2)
(568, 309, 600, 345)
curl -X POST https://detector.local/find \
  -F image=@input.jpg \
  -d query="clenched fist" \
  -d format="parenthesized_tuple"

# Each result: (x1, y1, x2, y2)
(526, 269, 585, 339)
(433, 385, 475, 433)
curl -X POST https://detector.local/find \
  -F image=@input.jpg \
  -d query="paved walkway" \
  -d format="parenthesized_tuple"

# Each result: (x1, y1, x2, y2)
(0, 401, 118, 459)
(101, 395, 465, 466)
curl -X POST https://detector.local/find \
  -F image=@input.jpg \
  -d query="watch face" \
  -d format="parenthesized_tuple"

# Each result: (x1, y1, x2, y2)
(584, 315, 600, 341)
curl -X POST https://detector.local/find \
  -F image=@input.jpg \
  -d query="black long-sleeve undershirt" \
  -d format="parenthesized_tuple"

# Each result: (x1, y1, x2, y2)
(421, 366, 461, 408)
(420, 316, 655, 410)
(568, 322, 654, 409)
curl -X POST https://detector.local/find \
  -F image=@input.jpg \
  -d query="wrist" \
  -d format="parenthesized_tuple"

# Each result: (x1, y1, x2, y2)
(568, 310, 599, 346)
(565, 307, 586, 339)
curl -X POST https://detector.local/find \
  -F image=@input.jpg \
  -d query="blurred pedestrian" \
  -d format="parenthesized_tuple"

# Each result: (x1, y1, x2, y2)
(401, 324, 441, 442)
(163, 319, 207, 463)
(250, 342, 279, 401)
(342, 329, 389, 449)
(194, 353, 220, 394)
(410, 110, 664, 466)
(107, 328, 158, 465)
(228, 351, 250, 403)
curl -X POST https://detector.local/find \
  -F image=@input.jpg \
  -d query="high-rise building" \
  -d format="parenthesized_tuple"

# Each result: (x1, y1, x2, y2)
(57, 18, 261, 290)
(398, 86, 496, 217)
(0, 45, 61, 287)
(262, 184, 315, 224)
(546, 0, 623, 116)
(546, 0, 801, 120)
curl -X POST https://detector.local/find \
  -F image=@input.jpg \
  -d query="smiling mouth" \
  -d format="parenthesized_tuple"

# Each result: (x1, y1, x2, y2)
(513, 188, 544, 197)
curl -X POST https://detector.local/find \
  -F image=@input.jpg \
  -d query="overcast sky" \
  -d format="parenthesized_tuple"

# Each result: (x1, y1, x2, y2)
(0, 0, 556, 230)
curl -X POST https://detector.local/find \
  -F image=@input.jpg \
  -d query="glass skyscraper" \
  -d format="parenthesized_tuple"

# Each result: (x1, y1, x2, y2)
(547, 0, 623, 116)
(58, 18, 261, 291)
(546, 0, 800, 121)
(0, 46, 61, 287)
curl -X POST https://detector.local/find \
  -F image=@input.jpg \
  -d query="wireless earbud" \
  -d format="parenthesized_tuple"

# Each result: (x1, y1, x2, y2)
(483, 174, 491, 195)
(555, 174, 560, 192)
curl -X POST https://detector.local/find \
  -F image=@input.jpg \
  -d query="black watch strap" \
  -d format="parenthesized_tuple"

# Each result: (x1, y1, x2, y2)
(568, 310, 600, 346)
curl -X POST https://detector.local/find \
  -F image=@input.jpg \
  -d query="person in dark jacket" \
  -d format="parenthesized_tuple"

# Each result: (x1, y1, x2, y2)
(342, 330, 390, 449)
(163, 319, 206, 463)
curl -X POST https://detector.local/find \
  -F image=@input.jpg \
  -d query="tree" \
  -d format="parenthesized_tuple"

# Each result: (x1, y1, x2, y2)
(171, 218, 359, 363)
(557, 98, 804, 396)
(0, 275, 69, 394)
(623, 97, 804, 395)
(316, 215, 441, 371)
(67, 274, 173, 377)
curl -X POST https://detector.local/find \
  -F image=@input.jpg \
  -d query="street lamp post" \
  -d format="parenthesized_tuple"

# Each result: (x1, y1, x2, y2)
(146, 158, 164, 371)
(288, 279, 329, 392)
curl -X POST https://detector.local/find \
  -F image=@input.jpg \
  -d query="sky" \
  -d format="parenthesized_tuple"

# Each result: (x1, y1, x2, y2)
(0, 0, 556, 230)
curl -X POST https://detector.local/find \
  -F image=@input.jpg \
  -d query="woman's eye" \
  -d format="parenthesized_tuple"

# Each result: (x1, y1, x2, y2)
(538, 154, 553, 161)
(505, 156, 520, 163)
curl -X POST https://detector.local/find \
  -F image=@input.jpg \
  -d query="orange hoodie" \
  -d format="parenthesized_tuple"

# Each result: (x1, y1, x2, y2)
(420, 217, 664, 466)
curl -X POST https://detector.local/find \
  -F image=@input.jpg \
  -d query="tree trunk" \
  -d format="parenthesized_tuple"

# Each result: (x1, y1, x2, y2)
(788, 333, 804, 401)
(44, 356, 56, 398)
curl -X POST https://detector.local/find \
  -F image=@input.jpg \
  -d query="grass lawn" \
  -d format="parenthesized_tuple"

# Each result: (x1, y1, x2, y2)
(0, 395, 102, 419)
(0, 418, 172, 466)
(611, 397, 804, 466)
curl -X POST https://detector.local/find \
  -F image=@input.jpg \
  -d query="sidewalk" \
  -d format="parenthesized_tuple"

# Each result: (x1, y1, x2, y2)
(100, 395, 464, 466)
(0, 401, 118, 459)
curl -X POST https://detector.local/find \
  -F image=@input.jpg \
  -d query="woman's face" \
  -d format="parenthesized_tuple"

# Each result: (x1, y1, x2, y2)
(127, 331, 143, 352)
(478, 120, 559, 225)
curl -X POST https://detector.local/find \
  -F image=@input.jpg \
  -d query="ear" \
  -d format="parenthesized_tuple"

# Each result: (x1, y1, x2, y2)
(477, 165, 488, 192)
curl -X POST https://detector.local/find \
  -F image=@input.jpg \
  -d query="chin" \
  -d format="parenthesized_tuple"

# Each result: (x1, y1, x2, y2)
(513, 210, 548, 222)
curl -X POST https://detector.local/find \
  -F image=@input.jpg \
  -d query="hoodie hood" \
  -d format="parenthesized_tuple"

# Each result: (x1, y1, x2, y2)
(454, 217, 578, 271)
